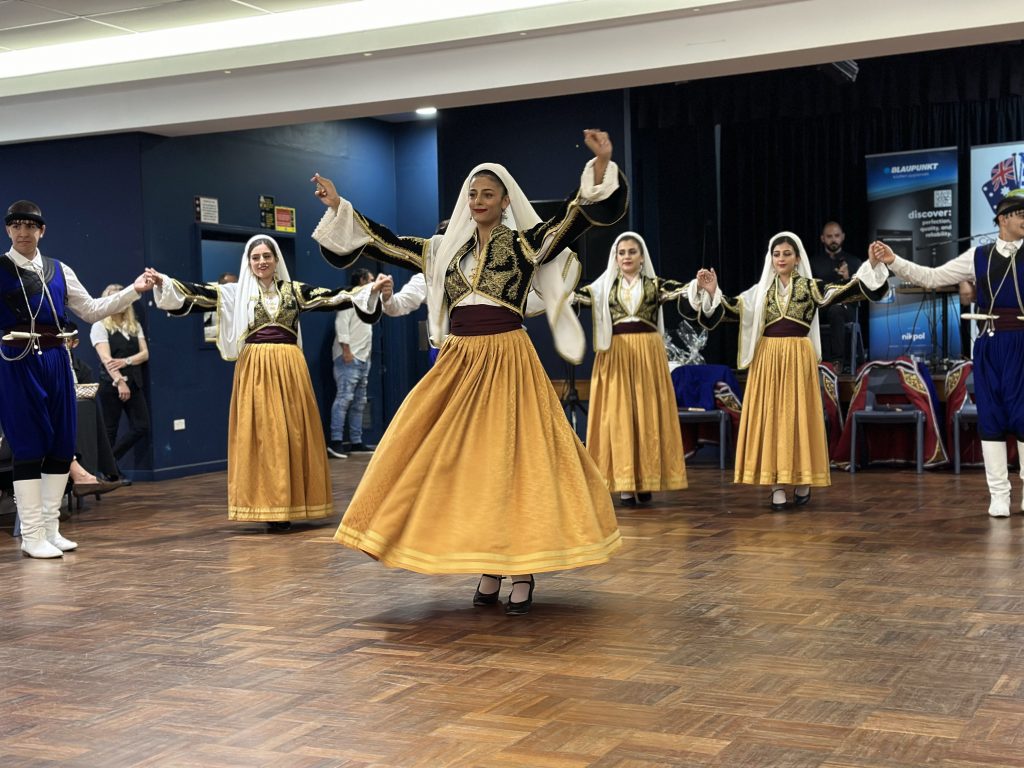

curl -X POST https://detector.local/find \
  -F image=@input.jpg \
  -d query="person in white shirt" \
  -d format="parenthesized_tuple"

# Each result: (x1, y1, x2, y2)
(869, 188, 1024, 518)
(328, 268, 388, 457)
(0, 200, 154, 558)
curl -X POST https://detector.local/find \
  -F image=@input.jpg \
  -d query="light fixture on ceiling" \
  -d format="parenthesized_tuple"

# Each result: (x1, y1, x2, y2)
(415, 106, 438, 117)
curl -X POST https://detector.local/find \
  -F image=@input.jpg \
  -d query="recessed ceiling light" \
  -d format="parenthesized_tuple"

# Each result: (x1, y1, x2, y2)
(519, 31, 527, 36)
(415, 106, 437, 116)
(363, 52, 373, 57)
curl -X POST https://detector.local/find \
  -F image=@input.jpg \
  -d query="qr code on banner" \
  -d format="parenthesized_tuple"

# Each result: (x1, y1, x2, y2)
(934, 189, 952, 207)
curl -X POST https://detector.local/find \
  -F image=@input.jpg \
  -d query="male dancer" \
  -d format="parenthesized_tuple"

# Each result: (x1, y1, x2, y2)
(869, 189, 1024, 517)
(1, 200, 154, 557)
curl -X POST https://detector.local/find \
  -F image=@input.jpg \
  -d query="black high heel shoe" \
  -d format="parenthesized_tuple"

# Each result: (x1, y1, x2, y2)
(794, 489, 811, 506)
(473, 574, 503, 606)
(505, 576, 535, 616)
(637, 492, 652, 504)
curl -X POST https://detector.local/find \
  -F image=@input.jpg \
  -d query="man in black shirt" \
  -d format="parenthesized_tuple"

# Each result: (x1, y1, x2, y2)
(809, 221, 861, 372)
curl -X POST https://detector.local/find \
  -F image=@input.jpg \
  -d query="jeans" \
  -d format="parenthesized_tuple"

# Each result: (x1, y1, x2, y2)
(331, 356, 369, 443)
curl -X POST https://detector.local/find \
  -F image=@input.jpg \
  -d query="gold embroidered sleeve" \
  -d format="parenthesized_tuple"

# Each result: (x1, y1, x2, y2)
(518, 170, 629, 265)
(166, 279, 219, 316)
(811, 277, 888, 309)
(317, 208, 430, 273)
(657, 278, 689, 304)
(294, 281, 382, 323)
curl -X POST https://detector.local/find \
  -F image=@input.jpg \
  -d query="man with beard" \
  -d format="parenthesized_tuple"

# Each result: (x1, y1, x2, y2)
(810, 221, 862, 372)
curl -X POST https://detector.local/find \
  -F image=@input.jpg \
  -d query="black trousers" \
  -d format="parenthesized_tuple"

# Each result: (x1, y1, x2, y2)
(823, 303, 856, 363)
(97, 380, 151, 461)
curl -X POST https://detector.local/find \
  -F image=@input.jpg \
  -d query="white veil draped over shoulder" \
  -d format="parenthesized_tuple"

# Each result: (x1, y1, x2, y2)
(426, 163, 586, 363)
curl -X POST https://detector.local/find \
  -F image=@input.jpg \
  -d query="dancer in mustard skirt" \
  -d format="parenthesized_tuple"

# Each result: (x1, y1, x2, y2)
(576, 232, 688, 506)
(311, 129, 628, 614)
(693, 232, 888, 510)
(149, 236, 382, 528)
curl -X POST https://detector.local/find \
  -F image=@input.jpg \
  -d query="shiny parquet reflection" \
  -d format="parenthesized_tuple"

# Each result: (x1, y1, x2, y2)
(2, 460, 1023, 767)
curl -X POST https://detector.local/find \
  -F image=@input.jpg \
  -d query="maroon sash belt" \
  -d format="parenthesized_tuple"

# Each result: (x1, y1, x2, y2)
(612, 321, 656, 335)
(449, 306, 523, 336)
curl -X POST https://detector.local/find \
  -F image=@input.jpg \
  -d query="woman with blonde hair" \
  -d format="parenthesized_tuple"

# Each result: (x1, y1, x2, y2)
(91, 284, 151, 465)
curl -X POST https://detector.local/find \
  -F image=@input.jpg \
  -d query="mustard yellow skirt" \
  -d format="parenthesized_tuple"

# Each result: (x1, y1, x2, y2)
(587, 332, 687, 493)
(335, 329, 621, 574)
(227, 343, 333, 521)
(734, 336, 830, 487)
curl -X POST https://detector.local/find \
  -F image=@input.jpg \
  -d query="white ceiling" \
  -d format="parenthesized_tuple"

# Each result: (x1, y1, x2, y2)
(0, 0, 1022, 144)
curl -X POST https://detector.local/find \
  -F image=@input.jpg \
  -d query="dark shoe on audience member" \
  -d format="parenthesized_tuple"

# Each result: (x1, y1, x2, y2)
(349, 443, 376, 453)
(327, 441, 348, 459)
(72, 480, 122, 498)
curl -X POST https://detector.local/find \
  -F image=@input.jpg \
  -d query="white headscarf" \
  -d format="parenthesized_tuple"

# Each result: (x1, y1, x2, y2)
(217, 235, 298, 361)
(735, 231, 820, 370)
(586, 231, 663, 352)
(427, 162, 585, 363)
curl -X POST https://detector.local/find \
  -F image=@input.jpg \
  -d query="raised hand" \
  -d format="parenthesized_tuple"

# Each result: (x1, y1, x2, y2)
(582, 129, 612, 162)
(143, 267, 163, 287)
(696, 268, 718, 295)
(868, 241, 896, 266)
(311, 173, 341, 210)
(582, 129, 613, 186)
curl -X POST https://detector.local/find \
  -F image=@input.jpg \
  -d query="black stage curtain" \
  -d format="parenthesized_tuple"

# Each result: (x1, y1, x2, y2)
(633, 42, 1024, 367)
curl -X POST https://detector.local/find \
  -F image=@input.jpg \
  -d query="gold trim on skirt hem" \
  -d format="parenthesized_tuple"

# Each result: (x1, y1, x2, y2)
(586, 332, 687, 493)
(732, 336, 831, 488)
(334, 329, 621, 575)
(227, 343, 334, 521)
(335, 525, 622, 575)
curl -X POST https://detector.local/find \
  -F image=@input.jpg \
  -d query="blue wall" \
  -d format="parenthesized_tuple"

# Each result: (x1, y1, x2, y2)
(1, 119, 437, 480)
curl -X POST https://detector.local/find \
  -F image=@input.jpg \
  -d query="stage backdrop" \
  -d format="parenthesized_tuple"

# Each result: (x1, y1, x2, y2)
(865, 147, 960, 362)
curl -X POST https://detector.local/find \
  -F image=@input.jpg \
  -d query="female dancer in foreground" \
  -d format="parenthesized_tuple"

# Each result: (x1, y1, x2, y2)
(311, 129, 628, 614)
(694, 232, 887, 510)
(576, 232, 688, 506)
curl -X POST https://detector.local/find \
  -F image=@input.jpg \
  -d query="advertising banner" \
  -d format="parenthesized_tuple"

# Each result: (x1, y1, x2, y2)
(865, 147, 960, 361)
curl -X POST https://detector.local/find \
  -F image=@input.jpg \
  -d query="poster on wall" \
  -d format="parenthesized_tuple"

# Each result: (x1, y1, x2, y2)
(865, 147, 960, 362)
(969, 141, 1023, 244)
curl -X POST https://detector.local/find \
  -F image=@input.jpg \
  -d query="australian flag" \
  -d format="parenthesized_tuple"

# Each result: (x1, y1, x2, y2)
(982, 154, 1021, 214)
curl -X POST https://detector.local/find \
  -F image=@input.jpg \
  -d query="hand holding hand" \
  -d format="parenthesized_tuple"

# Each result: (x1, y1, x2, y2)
(105, 358, 126, 374)
(868, 241, 895, 266)
(117, 380, 131, 402)
(311, 173, 341, 210)
(371, 273, 393, 299)
(133, 273, 155, 293)
(143, 267, 164, 287)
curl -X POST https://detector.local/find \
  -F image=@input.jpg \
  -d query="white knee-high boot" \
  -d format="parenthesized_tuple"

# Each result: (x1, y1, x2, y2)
(982, 440, 1011, 518)
(1018, 442, 1024, 513)
(13, 479, 63, 558)
(41, 473, 77, 551)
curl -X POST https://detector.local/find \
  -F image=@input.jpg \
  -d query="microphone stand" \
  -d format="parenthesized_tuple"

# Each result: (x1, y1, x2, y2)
(562, 361, 587, 438)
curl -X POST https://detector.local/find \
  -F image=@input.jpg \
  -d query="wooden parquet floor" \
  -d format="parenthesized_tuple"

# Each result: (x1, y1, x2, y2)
(2, 459, 1024, 767)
